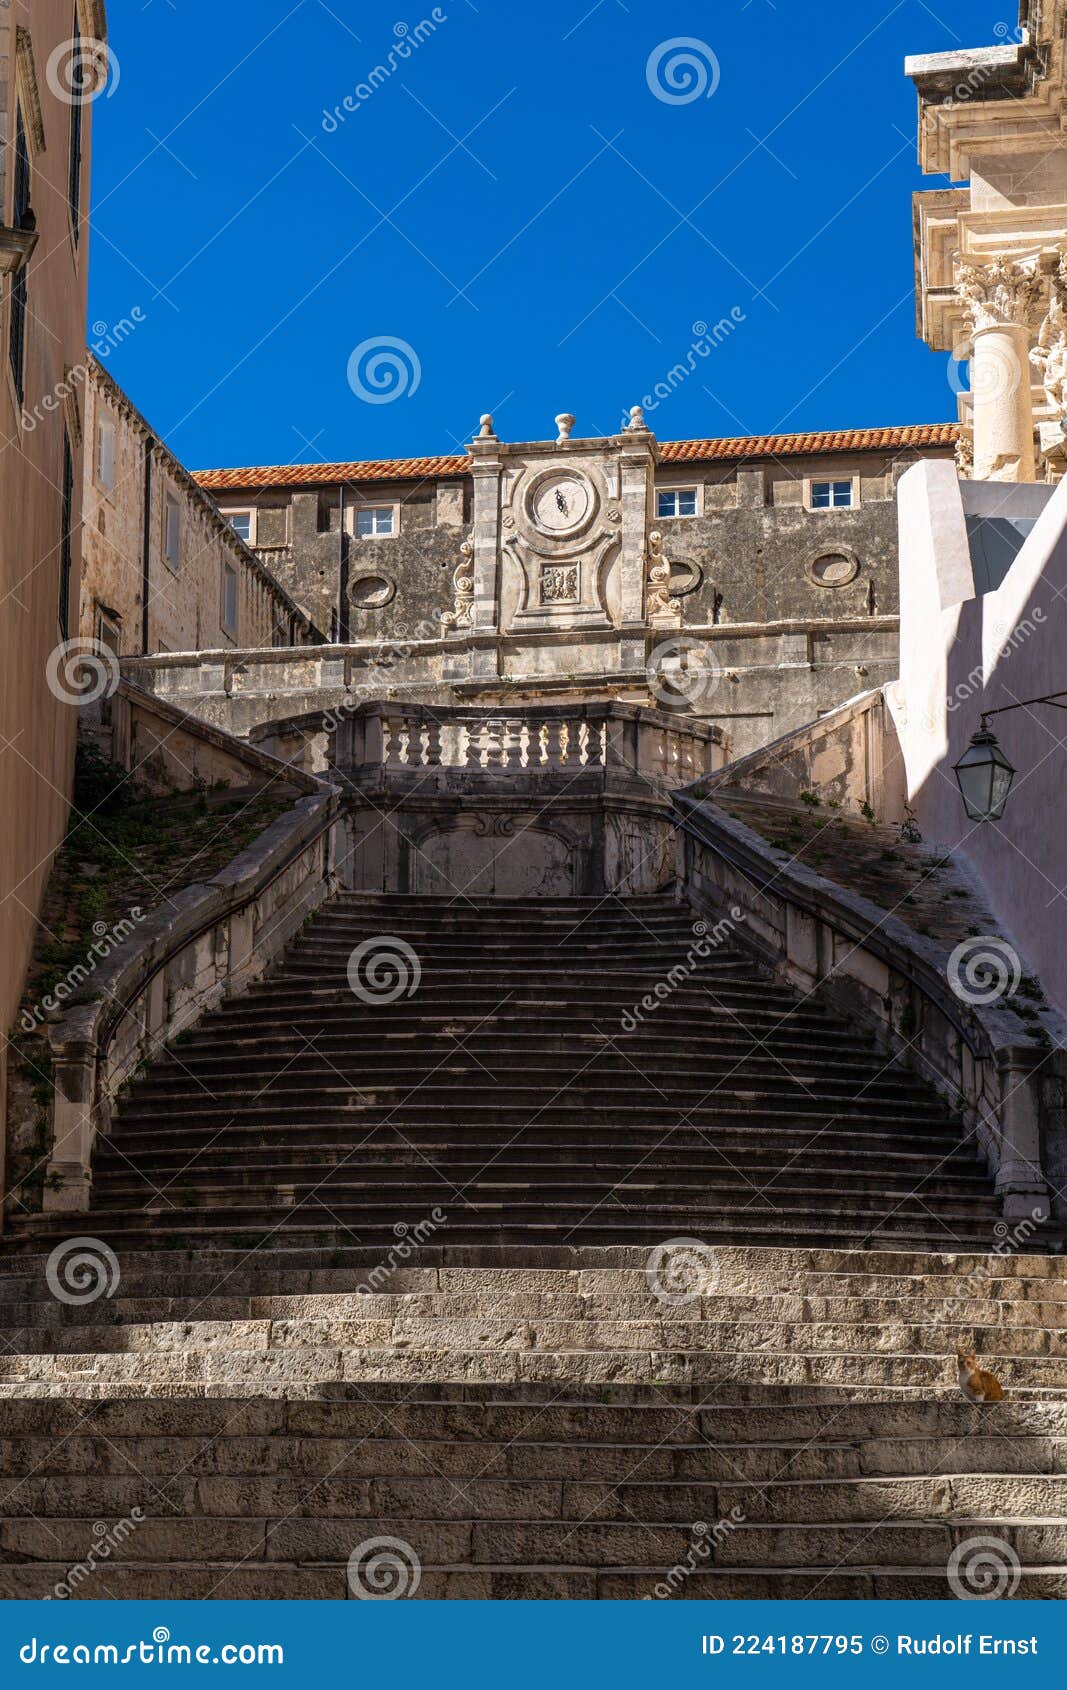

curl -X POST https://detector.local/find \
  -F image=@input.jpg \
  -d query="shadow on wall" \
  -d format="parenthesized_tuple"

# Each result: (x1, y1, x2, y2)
(892, 461, 1067, 1018)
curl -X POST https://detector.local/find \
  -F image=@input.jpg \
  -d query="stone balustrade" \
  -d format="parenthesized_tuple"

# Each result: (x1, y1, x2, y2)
(337, 702, 719, 790)
(673, 789, 1067, 1224)
(42, 792, 345, 1213)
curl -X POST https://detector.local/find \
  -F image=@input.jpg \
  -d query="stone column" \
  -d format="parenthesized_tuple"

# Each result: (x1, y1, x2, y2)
(618, 410, 656, 625)
(468, 415, 504, 679)
(957, 260, 1041, 482)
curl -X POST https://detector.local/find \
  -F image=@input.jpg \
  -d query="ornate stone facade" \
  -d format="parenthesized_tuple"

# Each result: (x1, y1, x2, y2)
(909, 1, 1067, 480)
(151, 421, 961, 761)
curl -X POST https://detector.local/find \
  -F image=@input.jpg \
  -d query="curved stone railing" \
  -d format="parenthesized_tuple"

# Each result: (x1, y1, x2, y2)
(43, 790, 345, 1213)
(673, 790, 1067, 1223)
(337, 702, 720, 789)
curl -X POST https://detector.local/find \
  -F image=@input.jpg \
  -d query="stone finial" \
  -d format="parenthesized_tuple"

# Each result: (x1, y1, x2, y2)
(477, 414, 496, 439)
(627, 404, 647, 431)
(555, 413, 576, 442)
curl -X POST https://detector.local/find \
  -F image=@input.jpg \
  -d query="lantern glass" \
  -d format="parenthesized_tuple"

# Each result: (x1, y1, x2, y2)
(953, 728, 1016, 821)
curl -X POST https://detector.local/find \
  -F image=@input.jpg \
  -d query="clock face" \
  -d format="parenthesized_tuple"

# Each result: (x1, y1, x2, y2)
(530, 472, 593, 535)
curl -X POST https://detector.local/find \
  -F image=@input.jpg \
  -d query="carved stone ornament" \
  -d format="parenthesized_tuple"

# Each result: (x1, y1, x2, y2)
(955, 425, 975, 478)
(956, 259, 1042, 334)
(503, 460, 617, 632)
(541, 565, 579, 604)
(646, 530, 682, 626)
(1031, 257, 1067, 414)
(441, 540, 475, 629)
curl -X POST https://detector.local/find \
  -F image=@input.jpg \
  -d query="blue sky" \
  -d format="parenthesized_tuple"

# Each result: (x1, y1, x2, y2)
(88, 0, 1007, 470)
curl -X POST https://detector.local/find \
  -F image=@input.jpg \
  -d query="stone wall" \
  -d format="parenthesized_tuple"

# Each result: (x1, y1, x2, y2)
(0, 0, 104, 1210)
(80, 361, 322, 659)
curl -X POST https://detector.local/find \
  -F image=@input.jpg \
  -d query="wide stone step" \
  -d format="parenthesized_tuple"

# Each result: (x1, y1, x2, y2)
(94, 1137, 986, 1175)
(1, 1429, 1062, 1482)
(10, 1214, 1008, 1255)
(93, 1128, 984, 1171)
(3, 1561, 1066, 1601)
(0, 1313, 1057, 1359)
(67, 1191, 1005, 1229)
(3, 1389, 1066, 1439)
(0, 1508, 1063, 1573)
(3, 1343, 1065, 1393)
(125, 1070, 941, 1107)
(94, 1164, 992, 1203)
(3, 1287, 1064, 1332)
(154, 1041, 933, 1082)
(0, 1471, 1062, 1525)
(90, 1177, 999, 1221)
(6, 1244, 1061, 1288)
(112, 1097, 956, 1130)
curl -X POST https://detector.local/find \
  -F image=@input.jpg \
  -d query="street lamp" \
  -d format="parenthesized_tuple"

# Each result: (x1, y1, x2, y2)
(954, 690, 1067, 821)
(953, 725, 1015, 821)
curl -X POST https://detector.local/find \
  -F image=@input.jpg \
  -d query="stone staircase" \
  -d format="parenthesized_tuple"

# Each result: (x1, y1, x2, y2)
(0, 1250, 1063, 1596)
(12, 893, 1040, 1254)
(3, 894, 1066, 1598)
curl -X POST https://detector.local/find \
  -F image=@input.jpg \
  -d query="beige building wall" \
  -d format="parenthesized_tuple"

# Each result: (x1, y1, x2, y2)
(0, 0, 106, 1195)
(81, 361, 321, 658)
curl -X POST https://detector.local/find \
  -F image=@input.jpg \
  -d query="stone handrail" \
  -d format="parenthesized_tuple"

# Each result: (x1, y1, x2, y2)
(337, 702, 720, 788)
(672, 790, 1066, 1223)
(43, 790, 345, 1213)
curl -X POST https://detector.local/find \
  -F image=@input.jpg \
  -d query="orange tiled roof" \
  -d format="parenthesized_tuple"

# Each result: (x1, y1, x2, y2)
(192, 424, 959, 492)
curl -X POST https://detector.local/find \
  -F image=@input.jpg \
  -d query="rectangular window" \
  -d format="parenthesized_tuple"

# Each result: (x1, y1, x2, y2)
(67, 6, 83, 239)
(225, 510, 253, 542)
(656, 488, 698, 518)
(164, 491, 181, 569)
(59, 430, 74, 638)
(810, 479, 854, 509)
(96, 610, 121, 658)
(355, 506, 395, 537)
(221, 560, 238, 636)
(8, 103, 30, 404)
(95, 417, 115, 490)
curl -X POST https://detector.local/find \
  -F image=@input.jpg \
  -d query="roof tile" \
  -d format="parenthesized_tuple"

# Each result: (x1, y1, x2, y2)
(192, 423, 958, 493)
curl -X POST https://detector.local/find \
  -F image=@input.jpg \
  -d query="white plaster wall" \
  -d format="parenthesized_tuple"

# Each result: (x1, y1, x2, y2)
(892, 459, 1067, 1015)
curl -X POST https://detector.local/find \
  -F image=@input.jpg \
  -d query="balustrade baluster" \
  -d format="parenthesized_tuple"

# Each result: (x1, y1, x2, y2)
(542, 719, 564, 769)
(424, 719, 443, 767)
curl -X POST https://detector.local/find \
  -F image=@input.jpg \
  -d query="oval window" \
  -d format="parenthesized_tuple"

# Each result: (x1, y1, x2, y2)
(350, 574, 397, 608)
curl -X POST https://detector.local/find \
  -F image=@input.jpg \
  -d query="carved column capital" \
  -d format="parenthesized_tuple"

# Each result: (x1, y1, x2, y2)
(956, 259, 1042, 334)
